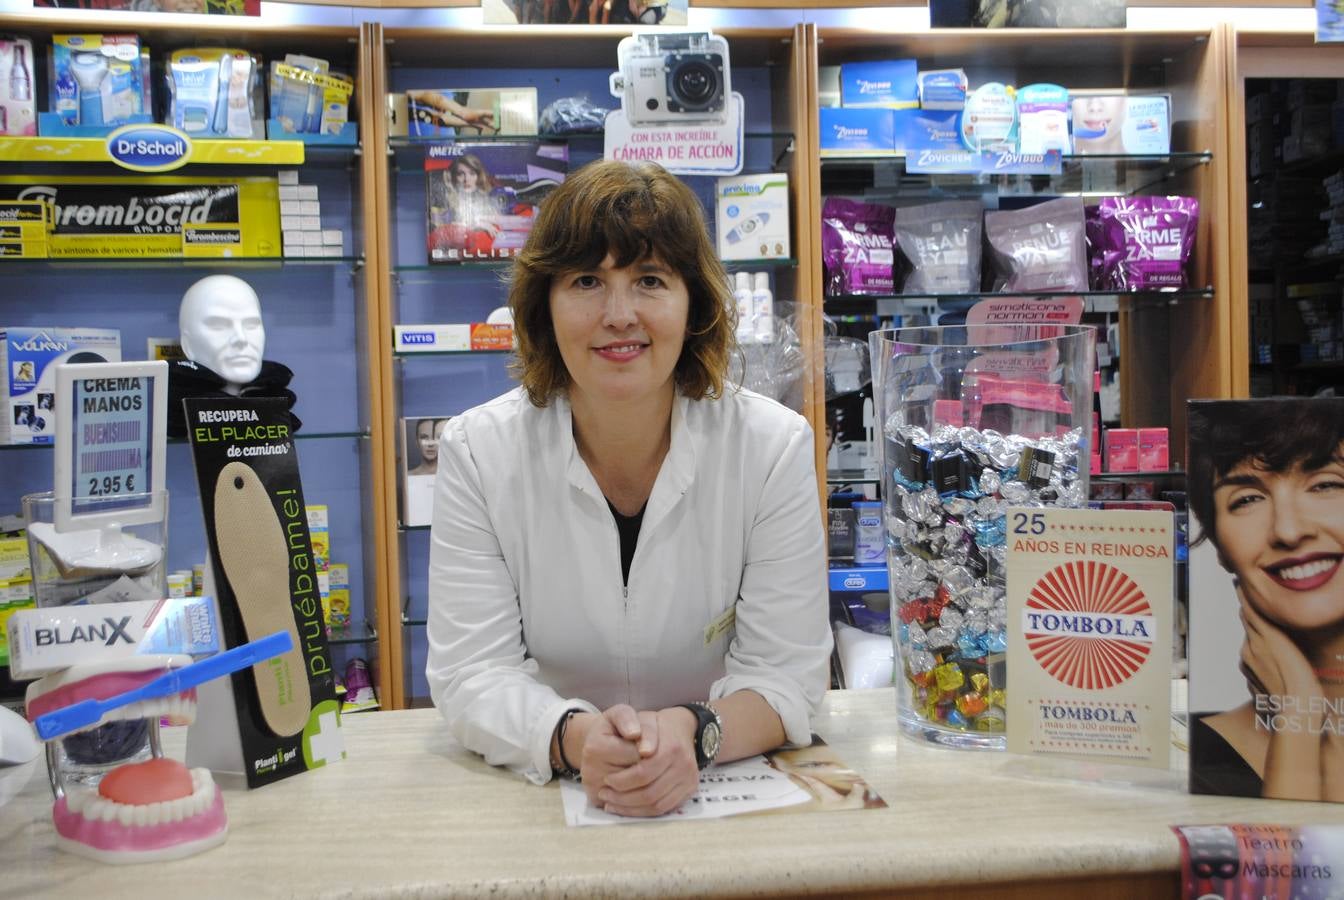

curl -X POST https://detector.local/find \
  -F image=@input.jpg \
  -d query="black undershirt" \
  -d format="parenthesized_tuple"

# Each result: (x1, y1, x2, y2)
(606, 500, 646, 586)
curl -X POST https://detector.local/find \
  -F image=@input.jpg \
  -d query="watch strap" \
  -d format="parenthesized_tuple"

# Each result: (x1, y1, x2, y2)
(677, 702, 722, 770)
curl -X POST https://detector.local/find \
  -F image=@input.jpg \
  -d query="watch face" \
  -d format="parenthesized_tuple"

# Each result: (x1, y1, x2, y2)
(702, 721, 722, 762)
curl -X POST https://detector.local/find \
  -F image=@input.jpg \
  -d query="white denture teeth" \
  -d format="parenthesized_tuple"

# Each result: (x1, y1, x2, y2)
(75, 766, 217, 828)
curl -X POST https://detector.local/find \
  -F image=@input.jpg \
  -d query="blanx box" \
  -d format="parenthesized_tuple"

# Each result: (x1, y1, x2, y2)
(6, 596, 221, 680)
(395, 323, 515, 352)
(716, 172, 790, 261)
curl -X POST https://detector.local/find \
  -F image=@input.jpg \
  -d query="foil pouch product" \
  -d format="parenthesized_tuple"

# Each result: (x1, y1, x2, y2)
(894, 199, 983, 294)
(984, 196, 1087, 292)
(1094, 195, 1200, 290)
(822, 196, 896, 297)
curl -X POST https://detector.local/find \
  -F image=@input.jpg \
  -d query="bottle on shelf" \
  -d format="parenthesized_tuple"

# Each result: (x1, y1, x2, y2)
(751, 272, 774, 343)
(734, 271, 754, 344)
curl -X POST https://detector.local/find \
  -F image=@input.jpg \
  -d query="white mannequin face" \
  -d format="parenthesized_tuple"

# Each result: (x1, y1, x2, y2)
(179, 275, 265, 388)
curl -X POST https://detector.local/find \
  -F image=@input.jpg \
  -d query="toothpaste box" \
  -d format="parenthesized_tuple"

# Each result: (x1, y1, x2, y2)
(6, 596, 221, 680)
(394, 323, 515, 352)
(715, 172, 791, 261)
(1070, 93, 1171, 155)
(1, 326, 122, 444)
(819, 107, 895, 156)
(841, 60, 919, 109)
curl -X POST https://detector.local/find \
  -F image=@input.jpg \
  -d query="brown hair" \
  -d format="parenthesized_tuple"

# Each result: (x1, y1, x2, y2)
(508, 159, 735, 406)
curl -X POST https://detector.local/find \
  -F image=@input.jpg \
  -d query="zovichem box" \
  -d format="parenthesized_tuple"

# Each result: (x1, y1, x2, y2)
(6, 596, 221, 680)
(715, 173, 790, 261)
(819, 107, 896, 156)
(1, 326, 121, 444)
(840, 60, 918, 109)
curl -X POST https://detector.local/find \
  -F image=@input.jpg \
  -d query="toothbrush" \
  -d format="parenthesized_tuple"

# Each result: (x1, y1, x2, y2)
(34, 630, 294, 741)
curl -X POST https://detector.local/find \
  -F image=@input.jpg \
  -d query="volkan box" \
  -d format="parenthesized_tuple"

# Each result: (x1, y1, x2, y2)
(6, 596, 221, 680)
(1, 326, 121, 444)
(819, 107, 895, 156)
(716, 173, 790, 261)
(840, 60, 918, 109)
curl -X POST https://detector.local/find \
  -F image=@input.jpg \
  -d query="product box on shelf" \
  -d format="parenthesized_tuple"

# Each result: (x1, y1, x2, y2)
(1070, 93, 1171, 155)
(0, 38, 36, 136)
(268, 56, 353, 137)
(50, 34, 146, 129)
(715, 172, 790, 261)
(167, 48, 263, 140)
(0, 176, 281, 258)
(399, 415, 452, 529)
(1104, 426, 1139, 472)
(1, 326, 121, 444)
(394, 322, 515, 352)
(0, 198, 51, 258)
(819, 107, 895, 156)
(839, 60, 918, 109)
(1137, 427, 1169, 471)
(390, 88, 538, 138)
(425, 140, 567, 263)
(893, 108, 963, 154)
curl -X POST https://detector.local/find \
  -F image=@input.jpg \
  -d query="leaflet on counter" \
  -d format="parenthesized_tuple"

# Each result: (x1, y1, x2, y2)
(560, 737, 885, 827)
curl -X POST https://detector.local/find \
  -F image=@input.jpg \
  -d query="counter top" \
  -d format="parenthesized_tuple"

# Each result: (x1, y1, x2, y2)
(1, 688, 1341, 899)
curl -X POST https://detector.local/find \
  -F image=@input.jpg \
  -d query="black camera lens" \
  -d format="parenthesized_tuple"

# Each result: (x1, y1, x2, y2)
(666, 54, 722, 112)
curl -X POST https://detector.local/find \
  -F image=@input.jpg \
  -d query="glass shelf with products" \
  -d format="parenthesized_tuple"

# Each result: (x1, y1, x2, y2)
(1092, 469, 1187, 481)
(392, 257, 797, 279)
(824, 288, 1214, 317)
(0, 256, 364, 273)
(0, 430, 370, 452)
(820, 152, 1213, 199)
(393, 349, 512, 359)
(827, 469, 880, 486)
(328, 622, 379, 646)
(402, 595, 427, 628)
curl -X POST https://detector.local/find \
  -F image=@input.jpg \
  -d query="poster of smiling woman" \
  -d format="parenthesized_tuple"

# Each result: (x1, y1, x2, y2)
(1186, 398, 1344, 802)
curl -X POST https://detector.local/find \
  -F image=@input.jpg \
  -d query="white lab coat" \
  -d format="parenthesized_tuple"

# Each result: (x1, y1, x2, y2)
(425, 385, 832, 784)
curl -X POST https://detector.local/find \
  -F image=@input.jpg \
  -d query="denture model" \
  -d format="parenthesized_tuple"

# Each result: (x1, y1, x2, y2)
(26, 655, 228, 863)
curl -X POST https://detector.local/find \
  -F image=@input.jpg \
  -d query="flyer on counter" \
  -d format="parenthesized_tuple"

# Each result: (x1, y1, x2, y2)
(560, 737, 885, 826)
(1175, 824, 1344, 899)
(1006, 507, 1174, 768)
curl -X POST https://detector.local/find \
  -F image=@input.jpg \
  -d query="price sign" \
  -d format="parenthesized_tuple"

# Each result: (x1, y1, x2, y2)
(53, 360, 167, 531)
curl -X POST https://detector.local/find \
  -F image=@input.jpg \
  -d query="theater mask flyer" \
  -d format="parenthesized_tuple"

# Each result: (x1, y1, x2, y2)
(1005, 507, 1174, 768)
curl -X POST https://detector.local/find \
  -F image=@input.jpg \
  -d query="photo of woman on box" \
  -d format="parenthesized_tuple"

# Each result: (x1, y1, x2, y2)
(1187, 399, 1344, 801)
(407, 418, 450, 477)
(427, 154, 508, 258)
(425, 159, 830, 817)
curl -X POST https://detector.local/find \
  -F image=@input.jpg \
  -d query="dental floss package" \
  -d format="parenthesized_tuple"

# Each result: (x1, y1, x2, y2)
(1, 326, 121, 445)
(715, 172, 790, 261)
(268, 55, 354, 136)
(6, 597, 221, 680)
(0, 37, 36, 135)
(168, 48, 262, 139)
(51, 35, 145, 129)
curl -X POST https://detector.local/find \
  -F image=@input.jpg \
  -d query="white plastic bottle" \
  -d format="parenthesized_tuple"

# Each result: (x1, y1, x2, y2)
(751, 272, 774, 343)
(733, 271, 754, 344)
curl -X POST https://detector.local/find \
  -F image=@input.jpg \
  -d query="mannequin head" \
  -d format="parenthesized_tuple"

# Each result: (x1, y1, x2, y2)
(179, 275, 265, 393)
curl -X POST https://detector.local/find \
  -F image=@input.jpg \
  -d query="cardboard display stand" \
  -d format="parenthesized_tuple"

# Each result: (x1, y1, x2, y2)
(182, 395, 343, 788)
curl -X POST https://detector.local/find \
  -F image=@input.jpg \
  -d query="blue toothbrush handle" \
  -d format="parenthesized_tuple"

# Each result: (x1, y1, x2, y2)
(35, 631, 294, 742)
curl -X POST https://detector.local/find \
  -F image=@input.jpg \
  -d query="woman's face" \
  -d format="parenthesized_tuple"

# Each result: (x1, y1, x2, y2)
(453, 164, 479, 192)
(1079, 96, 1124, 138)
(548, 254, 689, 411)
(416, 420, 443, 463)
(1213, 445, 1344, 631)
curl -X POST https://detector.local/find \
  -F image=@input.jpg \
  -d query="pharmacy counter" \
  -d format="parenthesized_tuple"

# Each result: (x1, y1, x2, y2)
(1, 688, 1341, 899)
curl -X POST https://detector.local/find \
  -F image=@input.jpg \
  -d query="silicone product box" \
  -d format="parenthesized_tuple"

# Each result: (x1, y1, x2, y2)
(1138, 427, 1169, 471)
(0, 38, 36, 135)
(1104, 427, 1139, 472)
(715, 172, 790, 261)
(0, 326, 121, 444)
(6, 596, 221, 680)
(819, 107, 895, 156)
(840, 60, 918, 109)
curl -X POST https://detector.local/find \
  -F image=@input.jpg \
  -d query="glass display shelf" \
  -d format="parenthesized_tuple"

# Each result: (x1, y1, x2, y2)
(400, 524, 431, 533)
(1092, 469, 1187, 480)
(402, 595, 426, 628)
(819, 151, 1212, 198)
(390, 131, 795, 173)
(827, 470, 880, 486)
(0, 256, 363, 273)
(0, 429, 370, 451)
(393, 349, 512, 359)
(824, 288, 1213, 317)
(327, 621, 378, 646)
(393, 257, 797, 277)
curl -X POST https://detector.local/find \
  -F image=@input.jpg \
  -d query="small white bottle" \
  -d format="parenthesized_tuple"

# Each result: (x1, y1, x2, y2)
(733, 271, 754, 344)
(751, 272, 774, 343)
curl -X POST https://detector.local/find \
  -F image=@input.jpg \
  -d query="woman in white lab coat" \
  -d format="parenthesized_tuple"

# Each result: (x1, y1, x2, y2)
(426, 160, 831, 818)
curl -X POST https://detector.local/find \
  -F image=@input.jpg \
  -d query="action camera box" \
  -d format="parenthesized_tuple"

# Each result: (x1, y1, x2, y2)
(1, 326, 121, 445)
(715, 172, 790, 261)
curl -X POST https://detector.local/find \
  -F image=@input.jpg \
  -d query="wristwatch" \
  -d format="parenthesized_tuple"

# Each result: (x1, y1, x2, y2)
(678, 702, 722, 770)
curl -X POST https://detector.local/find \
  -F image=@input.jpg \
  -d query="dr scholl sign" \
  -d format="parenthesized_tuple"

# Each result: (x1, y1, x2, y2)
(106, 125, 193, 173)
